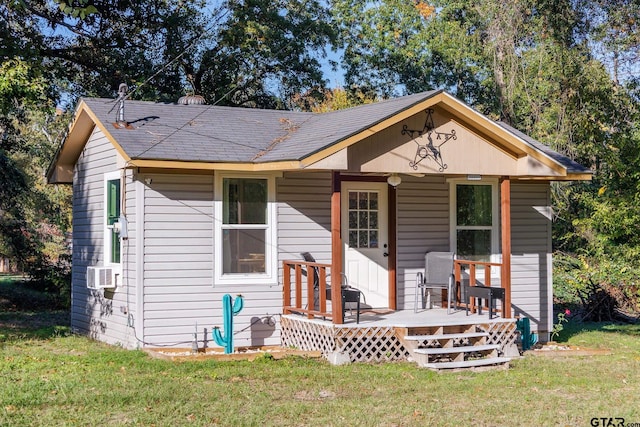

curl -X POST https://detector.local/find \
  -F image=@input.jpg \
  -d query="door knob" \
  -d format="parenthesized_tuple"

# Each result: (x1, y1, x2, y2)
(383, 252, 389, 257)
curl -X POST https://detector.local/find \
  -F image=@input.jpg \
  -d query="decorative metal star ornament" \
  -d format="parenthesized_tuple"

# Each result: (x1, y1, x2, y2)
(402, 108, 457, 172)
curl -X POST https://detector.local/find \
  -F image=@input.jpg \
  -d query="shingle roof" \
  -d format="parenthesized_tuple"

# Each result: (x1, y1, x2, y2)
(496, 121, 591, 174)
(83, 90, 440, 163)
(81, 90, 590, 176)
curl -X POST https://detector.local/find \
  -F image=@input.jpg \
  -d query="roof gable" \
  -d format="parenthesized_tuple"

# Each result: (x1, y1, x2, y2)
(47, 90, 591, 183)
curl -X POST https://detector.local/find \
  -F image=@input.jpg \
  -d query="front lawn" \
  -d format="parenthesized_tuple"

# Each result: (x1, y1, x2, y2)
(2, 278, 640, 426)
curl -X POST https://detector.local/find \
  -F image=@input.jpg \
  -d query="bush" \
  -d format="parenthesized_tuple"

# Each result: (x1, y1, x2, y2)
(0, 275, 61, 310)
(22, 253, 71, 309)
(554, 252, 639, 321)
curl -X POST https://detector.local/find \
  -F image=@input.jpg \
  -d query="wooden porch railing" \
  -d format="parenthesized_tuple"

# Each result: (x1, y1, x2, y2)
(283, 258, 511, 320)
(283, 260, 334, 321)
(454, 259, 508, 316)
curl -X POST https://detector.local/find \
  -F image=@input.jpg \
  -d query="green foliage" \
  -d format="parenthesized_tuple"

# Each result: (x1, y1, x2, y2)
(0, 275, 66, 311)
(194, 0, 336, 108)
(0, 57, 71, 305)
(54, 0, 98, 19)
(550, 310, 570, 340)
(2, 0, 640, 315)
(253, 352, 276, 363)
(290, 87, 378, 112)
(554, 252, 638, 320)
(332, 0, 494, 104)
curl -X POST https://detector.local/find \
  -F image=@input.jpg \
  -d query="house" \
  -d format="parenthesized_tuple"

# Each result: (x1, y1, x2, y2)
(47, 90, 590, 365)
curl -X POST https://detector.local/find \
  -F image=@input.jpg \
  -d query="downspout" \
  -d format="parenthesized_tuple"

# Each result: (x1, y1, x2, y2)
(134, 177, 145, 346)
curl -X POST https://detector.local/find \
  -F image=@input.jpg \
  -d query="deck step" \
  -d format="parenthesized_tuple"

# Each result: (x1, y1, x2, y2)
(414, 344, 499, 355)
(423, 356, 511, 370)
(405, 332, 489, 341)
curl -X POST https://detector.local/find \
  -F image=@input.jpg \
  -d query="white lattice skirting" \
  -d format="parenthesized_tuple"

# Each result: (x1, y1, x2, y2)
(281, 315, 518, 363)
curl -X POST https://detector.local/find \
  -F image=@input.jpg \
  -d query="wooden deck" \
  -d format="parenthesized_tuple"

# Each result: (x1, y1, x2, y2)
(281, 308, 519, 370)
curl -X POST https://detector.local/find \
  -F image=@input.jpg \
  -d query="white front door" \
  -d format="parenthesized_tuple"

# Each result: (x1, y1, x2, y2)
(341, 181, 389, 308)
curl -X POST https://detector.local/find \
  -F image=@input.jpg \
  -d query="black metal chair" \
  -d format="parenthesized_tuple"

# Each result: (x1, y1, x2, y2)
(415, 252, 456, 313)
(300, 252, 364, 323)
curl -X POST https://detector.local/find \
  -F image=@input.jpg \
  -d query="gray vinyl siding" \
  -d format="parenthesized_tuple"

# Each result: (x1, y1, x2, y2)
(394, 177, 552, 335)
(277, 172, 332, 264)
(276, 172, 332, 312)
(510, 182, 552, 336)
(395, 175, 450, 309)
(141, 173, 281, 349)
(71, 127, 138, 348)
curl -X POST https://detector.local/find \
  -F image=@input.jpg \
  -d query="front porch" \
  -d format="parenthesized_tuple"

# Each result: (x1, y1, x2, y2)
(282, 255, 519, 369)
(281, 308, 518, 369)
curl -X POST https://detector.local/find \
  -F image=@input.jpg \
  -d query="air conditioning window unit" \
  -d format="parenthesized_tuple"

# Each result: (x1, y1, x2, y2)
(87, 266, 116, 289)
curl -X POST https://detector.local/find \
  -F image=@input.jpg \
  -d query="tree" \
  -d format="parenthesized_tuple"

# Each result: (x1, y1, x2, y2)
(0, 58, 51, 270)
(331, 0, 495, 108)
(0, 0, 337, 304)
(191, 0, 336, 108)
(1, 0, 210, 102)
(332, 0, 640, 314)
(290, 87, 378, 112)
(0, 57, 72, 302)
(582, 0, 640, 85)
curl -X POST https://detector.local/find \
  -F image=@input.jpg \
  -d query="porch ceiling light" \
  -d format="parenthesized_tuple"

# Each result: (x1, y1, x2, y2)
(387, 173, 402, 187)
(402, 108, 457, 172)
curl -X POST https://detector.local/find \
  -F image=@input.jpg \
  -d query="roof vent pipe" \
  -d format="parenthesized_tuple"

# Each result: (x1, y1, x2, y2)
(116, 83, 128, 125)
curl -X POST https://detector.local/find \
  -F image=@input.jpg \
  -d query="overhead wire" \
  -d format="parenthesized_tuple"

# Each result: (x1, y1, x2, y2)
(112, 0, 319, 348)
(124, 1, 232, 102)
(122, 0, 317, 159)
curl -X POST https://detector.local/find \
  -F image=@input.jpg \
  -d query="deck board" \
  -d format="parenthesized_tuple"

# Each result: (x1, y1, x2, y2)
(286, 307, 514, 328)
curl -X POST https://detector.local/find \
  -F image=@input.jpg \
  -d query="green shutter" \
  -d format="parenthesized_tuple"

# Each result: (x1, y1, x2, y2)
(107, 179, 121, 263)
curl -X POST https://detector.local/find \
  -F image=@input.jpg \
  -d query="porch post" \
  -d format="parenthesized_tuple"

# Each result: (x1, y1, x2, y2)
(331, 171, 344, 324)
(500, 177, 512, 318)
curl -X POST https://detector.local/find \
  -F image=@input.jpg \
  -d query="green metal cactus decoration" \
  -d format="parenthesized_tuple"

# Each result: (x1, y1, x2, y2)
(213, 294, 244, 354)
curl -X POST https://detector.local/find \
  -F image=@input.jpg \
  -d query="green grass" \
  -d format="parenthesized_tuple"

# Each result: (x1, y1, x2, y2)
(2, 278, 640, 426)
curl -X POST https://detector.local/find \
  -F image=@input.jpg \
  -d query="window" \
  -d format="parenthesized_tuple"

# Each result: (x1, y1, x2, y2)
(347, 190, 379, 249)
(215, 173, 276, 285)
(104, 172, 121, 265)
(451, 181, 498, 261)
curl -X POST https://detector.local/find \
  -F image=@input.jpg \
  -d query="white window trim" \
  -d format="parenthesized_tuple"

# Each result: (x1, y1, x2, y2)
(448, 178, 500, 265)
(104, 171, 122, 268)
(213, 172, 278, 286)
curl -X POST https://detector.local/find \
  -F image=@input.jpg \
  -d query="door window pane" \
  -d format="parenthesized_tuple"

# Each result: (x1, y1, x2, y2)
(348, 190, 380, 248)
(349, 192, 358, 209)
(369, 231, 379, 248)
(359, 192, 368, 209)
(370, 211, 378, 229)
(349, 211, 358, 229)
(369, 192, 378, 210)
(359, 211, 368, 228)
(349, 230, 358, 248)
(359, 230, 368, 247)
